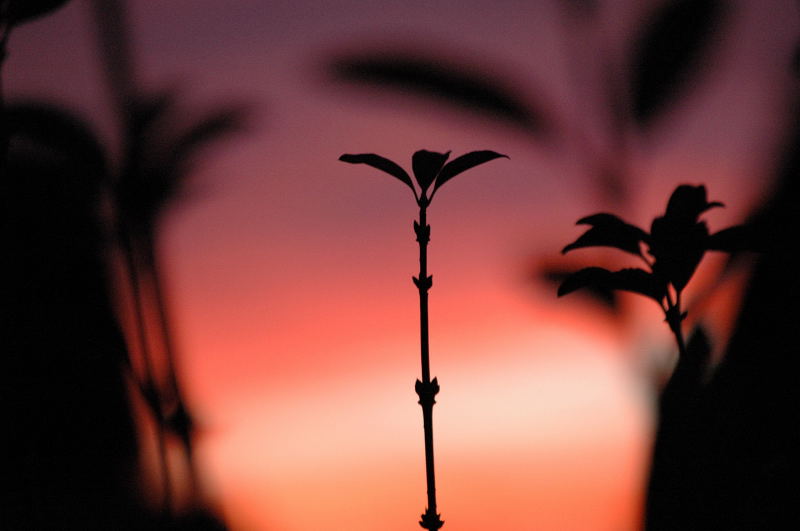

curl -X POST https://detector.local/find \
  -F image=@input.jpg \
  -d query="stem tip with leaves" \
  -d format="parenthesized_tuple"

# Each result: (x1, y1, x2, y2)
(340, 148, 507, 529)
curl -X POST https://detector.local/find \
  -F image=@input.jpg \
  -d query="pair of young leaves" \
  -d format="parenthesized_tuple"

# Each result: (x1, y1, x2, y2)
(558, 184, 746, 308)
(339, 149, 507, 205)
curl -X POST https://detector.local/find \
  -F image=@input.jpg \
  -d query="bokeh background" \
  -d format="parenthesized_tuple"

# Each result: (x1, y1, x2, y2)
(6, 0, 799, 529)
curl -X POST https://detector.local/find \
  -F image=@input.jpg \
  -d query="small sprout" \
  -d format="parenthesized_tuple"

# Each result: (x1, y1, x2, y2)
(558, 184, 746, 358)
(339, 148, 506, 530)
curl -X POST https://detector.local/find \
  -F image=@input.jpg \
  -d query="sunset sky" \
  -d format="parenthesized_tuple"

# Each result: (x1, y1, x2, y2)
(7, 1, 799, 529)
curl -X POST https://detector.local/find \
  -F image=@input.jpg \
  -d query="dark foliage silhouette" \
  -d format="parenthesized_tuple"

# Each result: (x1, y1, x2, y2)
(643, 104, 800, 530)
(1, 0, 72, 171)
(1, 102, 145, 530)
(340, 149, 507, 530)
(1, 0, 70, 26)
(2, 1, 243, 527)
(2, 98, 238, 530)
(558, 184, 744, 367)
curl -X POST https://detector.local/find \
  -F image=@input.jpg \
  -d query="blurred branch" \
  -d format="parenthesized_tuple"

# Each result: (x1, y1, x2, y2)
(329, 50, 552, 137)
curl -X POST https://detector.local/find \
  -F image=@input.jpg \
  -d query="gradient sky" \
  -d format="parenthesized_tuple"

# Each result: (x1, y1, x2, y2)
(7, 1, 799, 529)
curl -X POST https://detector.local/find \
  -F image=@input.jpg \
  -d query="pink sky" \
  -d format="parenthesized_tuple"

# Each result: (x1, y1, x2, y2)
(7, 1, 799, 529)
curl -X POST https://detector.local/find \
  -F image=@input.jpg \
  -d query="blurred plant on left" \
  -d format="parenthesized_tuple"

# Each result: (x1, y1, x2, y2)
(2, 1, 245, 528)
(111, 89, 246, 523)
(92, 0, 246, 524)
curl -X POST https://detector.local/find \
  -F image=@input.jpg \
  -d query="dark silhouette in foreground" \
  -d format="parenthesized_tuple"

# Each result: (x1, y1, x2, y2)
(558, 184, 745, 360)
(2, 1, 241, 527)
(340, 149, 507, 530)
(1, 103, 145, 530)
(643, 111, 800, 531)
(1, 100, 235, 530)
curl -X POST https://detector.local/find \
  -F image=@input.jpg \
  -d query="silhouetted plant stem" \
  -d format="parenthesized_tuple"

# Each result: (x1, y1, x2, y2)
(142, 239, 200, 501)
(666, 293, 688, 362)
(121, 233, 174, 519)
(417, 203, 431, 383)
(339, 149, 506, 530)
(88, 2, 176, 515)
(413, 200, 443, 530)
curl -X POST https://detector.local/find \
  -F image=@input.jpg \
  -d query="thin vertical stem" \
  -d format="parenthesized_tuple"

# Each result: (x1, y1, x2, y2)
(414, 202, 444, 530)
(418, 205, 430, 384)
(143, 239, 200, 504)
(123, 234, 173, 519)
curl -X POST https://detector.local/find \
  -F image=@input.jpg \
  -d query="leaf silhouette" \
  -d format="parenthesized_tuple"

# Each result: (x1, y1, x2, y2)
(631, 0, 726, 125)
(432, 150, 508, 195)
(412, 150, 450, 192)
(646, 185, 724, 291)
(665, 184, 723, 222)
(558, 267, 664, 302)
(339, 153, 415, 192)
(562, 213, 648, 256)
(329, 51, 548, 135)
(4, 102, 108, 182)
(707, 225, 750, 253)
(541, 265, 618, 309)
(7, 0, 70, 26)
(649, 216, 708, 292)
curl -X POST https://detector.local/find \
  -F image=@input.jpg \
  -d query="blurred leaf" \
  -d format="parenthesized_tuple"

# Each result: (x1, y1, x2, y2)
(562, 213, 648, 256)
(432, 150, 508, 195)
(130, 93, 177, 136)
(542, 265, 618, 309)
(339, 153, 415, 191)
(558, 266, 664, 302)
(89, 0, 136, 117)
(131, 105, 247, 224)
(117, 92, 246, 233)
(412, 149, 450, 192)
(631, 0, 726, 125)
(707, 225, 750, 253)
(4, 102, 108, 183)
(162, 104, 248, 181)
(7, 0, 70, 26)
(329, 51, 549, 135)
